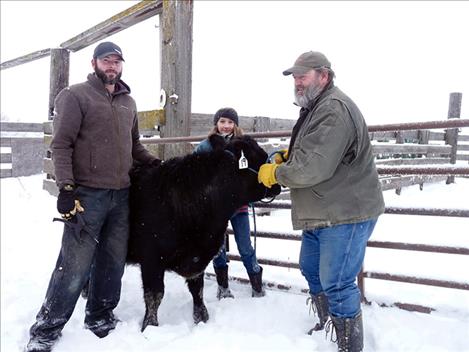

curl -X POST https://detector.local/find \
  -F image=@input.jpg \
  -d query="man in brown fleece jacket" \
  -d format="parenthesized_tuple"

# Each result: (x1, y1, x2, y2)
(25, 42, 160, 352)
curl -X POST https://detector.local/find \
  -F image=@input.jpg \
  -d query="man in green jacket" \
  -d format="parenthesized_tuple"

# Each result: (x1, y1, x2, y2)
(26, 42, 159, 352)
(258, 51, 384, 352)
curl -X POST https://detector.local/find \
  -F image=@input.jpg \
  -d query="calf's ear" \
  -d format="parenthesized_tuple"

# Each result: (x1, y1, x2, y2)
(209, 134, 226, 151)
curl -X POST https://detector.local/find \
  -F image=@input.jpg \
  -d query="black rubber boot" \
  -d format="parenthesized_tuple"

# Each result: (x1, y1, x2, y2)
(81, 279, 90, 299)
(24, 336, 58, 352)
(248, 266, 265, 297)
(306, 291, 330, 334)
(329, 311, 364, 352)
(214, 267, 234, 299)
(85, 312, 120, 338)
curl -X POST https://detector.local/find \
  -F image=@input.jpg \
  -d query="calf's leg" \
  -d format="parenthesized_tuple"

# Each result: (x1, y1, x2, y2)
(140, 264, 165, 332)
(187, 272, 209, 324)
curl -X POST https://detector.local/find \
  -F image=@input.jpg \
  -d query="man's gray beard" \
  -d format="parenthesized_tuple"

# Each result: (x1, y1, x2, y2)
(294, 83, 323, 108)
(95, 67, 122, 85)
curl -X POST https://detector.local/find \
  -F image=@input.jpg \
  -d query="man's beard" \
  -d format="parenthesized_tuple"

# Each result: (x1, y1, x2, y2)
(95, 67, 122, 85)
(294, 82, 323, 108)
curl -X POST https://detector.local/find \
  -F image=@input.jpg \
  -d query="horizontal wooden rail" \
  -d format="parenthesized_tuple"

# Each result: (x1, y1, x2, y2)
(0, 48, 51, 71)
(61, 1, 163, 52)
(0, 1, 163, 70)
(384, 206, 469, 217)
(372, 143, 451, 155)
(0, 153, 12, 163)
(376, 165, 469, 175)
(0, 122, 44, 132)
(375, 158, 450, 165)
(380, 175, 448, 192)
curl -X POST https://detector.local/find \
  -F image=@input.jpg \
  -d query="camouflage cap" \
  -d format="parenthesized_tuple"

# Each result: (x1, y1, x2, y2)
(282, 51, 331, 76)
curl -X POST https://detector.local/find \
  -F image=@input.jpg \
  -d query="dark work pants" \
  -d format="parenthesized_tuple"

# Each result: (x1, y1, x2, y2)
(28, 186, 129, 343)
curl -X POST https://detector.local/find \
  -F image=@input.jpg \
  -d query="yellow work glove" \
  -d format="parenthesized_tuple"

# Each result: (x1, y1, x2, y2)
(272, 149, 288, 164)
(258, 163, 279, 188)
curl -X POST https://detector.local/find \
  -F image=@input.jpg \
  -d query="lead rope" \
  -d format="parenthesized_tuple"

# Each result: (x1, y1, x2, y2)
(248, 150, 287, 253)
(250, 203, 257, 253)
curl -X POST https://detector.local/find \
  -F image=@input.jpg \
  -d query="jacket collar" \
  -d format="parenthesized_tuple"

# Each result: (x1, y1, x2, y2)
(305, 80, 335, 112)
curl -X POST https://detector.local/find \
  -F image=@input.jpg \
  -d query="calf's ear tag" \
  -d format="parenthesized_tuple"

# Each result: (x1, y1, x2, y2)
(239, 151, 248, 169)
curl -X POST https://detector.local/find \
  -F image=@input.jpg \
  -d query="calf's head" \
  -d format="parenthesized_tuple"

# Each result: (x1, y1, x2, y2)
(209, 134, 281, 203)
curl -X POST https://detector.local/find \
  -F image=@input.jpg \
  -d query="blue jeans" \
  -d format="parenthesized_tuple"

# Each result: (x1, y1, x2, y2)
(213, 211, 261, 274)
(299, 219, 377, 318)
(29, 186, 129, 341)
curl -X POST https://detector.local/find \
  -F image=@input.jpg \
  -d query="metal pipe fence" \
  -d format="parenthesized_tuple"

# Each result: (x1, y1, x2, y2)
(222, 200, 469, 313)
(140, 118, 469, 144)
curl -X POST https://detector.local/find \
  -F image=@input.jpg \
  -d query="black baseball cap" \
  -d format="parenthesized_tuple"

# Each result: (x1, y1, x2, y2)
(93, 41, 124, 61)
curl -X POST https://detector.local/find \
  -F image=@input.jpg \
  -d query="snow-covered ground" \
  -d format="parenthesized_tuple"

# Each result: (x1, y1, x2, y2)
(1, 174, 469, 351)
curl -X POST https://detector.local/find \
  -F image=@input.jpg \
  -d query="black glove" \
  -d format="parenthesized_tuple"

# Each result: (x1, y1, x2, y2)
(57, 186, 76, 218)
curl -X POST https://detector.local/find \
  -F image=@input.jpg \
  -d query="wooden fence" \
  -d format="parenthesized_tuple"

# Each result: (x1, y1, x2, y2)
(3, 113, 466, 191)
(371, 126, 469, 192)
(0, 122, 44, 178)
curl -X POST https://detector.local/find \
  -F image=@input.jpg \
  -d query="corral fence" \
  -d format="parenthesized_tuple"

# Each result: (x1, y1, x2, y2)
(138, 113, 468, 314)
(211, 117, 468, 314)
(1, 114, 469, 312)
(234, 201, 469, 314)
(2, 111, 468, 185)
(5, 113, 467, 314)
(11, 114, 469, 315)
(2, 0, 468, 315)
(41, 114, 469, 193)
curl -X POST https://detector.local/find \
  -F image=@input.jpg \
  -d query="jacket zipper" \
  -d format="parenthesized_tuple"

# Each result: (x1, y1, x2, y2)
(110, 95, 122, 189)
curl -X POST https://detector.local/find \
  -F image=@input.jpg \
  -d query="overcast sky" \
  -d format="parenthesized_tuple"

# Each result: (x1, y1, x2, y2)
(1, 1, 468, 125)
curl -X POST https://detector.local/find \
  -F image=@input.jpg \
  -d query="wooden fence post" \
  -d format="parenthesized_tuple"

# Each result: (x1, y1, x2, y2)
(160, 0, 193, 159)
(253, 116, 271, 142)
(44, 48, 69, 193)
(445, 92, 462, 184)
(48, 48, 70, 120)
